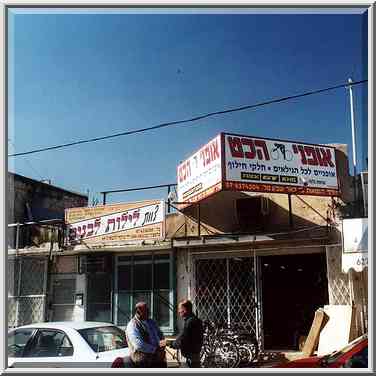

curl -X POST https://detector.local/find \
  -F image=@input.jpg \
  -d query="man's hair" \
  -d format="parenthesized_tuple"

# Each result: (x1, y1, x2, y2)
(135, 301, 147, 315)
(179, 299, 193, 313)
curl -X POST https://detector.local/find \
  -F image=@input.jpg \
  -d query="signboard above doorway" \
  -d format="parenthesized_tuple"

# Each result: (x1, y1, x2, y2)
(65, 200, 165, 246)
(176, 133, 340, 207)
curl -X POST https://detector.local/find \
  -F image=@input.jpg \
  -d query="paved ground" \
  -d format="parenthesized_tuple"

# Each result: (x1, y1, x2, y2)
(166, 349, 306, 368)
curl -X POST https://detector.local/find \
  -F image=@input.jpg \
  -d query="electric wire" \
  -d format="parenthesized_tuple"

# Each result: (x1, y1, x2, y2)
(8, 138, 45, 179)
(8, 79, 367, 157)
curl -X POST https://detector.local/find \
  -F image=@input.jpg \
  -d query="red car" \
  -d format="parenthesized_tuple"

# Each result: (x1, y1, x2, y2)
(274, 334, 368, 368)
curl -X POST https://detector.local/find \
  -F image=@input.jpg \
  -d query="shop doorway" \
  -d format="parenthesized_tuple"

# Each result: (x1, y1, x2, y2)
(261, 253, 329, 350)
(194, 256, 258, 338)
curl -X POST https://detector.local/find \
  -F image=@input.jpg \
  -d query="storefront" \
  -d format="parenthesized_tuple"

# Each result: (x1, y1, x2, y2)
(174, 241, 331, 351)
(49, 250, 176, 335)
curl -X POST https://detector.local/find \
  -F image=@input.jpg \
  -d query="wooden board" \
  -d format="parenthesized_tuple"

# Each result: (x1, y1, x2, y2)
(317, 305, 356, 356)
(302, 308, 328, 357)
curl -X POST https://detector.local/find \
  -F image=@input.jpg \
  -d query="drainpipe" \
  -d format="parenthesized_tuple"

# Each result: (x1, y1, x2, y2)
(15, 223, 20, 251)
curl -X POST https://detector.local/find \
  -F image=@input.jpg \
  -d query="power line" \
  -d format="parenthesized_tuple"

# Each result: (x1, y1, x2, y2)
(9, 79, 367, 157)
(8, 138, 45, 179)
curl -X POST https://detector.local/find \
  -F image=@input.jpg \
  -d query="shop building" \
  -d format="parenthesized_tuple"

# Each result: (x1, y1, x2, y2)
(8, 133, 368, 353)
(7, 172, 88, 328)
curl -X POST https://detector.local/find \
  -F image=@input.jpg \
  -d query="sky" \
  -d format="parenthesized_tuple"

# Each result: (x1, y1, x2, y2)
(7, 8, 369, 205)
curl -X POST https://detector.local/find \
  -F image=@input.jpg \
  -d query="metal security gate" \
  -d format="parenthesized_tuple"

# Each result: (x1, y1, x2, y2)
(8, 256, 48, 328)
(193, 256, 259, 339)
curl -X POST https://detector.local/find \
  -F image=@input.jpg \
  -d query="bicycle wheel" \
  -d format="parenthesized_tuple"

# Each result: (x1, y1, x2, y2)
(213, 339, 239, 368)
(271, 149, 279, 160)
(242, 339, 259, 363)
(285, 149, 293, 161)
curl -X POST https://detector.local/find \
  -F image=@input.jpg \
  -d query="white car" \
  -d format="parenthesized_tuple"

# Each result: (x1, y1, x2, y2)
(8, 321, 130, 368)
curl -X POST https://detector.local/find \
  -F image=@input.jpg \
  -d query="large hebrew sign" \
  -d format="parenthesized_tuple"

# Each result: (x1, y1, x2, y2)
(65, 200, 165, 245)
(177, 132, 340, 206)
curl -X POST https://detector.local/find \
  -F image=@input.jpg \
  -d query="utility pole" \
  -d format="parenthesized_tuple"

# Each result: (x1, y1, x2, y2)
(348, 78, 358, 216)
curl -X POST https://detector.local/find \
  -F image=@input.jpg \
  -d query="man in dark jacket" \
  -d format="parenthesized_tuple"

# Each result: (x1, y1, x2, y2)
(169, 299, 203, 368)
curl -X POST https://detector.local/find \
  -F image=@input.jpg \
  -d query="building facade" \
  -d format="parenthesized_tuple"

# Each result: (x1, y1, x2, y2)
(7, 172, 88, 328)
(8, 139, 368, 352)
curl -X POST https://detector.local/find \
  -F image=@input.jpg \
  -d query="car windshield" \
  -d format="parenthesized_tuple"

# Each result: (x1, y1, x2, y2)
(78, 326, 127, 353)
(326, 335, 367, 365)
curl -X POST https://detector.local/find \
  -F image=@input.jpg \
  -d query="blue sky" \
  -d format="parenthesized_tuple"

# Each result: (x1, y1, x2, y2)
(8, 8, 368, 204)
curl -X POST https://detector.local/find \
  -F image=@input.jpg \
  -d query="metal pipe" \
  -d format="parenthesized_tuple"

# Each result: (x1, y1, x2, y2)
(348, 78, 358, 214)
(226, 258, 230, 327)
(15, 223, 20, 251)
(197, 203, 201, 237)
(102, 192, 107, 205)
(348, 78, 358, 175)
(100, 183, 177, 195)
(188, 243, 334, 256)
(288, 194, 293, 228)
(167, 185, 171, 214)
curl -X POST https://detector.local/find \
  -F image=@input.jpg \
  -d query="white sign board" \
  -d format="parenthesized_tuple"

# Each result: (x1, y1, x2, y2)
(223, 133, 339, 196)
(342, 218, 368, 272)
(66, 200, 165, 244)
(177, 134, 222, 205)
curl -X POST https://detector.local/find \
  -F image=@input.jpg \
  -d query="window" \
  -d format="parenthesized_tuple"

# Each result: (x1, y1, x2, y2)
(8, 328, 35, 358)
(86, 273, 112, 323)
(115, 253, 174, 332)
(25, 330, 73, 357)
(53, 279, 76, 304)
(78, 326, 127, 353)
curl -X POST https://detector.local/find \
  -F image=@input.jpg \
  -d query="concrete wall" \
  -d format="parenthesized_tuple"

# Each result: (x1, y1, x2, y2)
(8, 172, 88, 248)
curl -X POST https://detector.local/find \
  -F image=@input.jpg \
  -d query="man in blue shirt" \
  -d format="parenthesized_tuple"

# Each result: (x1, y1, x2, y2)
(126, 301, 167, 367)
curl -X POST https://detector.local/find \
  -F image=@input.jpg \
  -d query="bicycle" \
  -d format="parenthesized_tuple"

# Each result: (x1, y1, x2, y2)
(200, 321, 239, 368)
(271, 143, 293, 161)
(221, 324, 259, 365)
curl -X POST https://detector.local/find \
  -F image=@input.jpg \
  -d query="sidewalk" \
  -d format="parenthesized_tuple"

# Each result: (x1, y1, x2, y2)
(166, 350, 306, 368)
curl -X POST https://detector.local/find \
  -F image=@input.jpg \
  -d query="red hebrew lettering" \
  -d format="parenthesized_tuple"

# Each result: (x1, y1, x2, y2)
(254, 140, 270, 161)
(132, 210, 140, 221)
(121, 212, 129, 229)
(77, 226, 82, 236)
(241, 138, 256, 159)
(200, 139, 221, 167)
(211, 139, 220, 160)
(81, 225, 87, 237)
(69, 227, 77, 241)
(228, 137, 244, 158)
(199, 147, 208, 167)
(87, 223, 94, 236)
(293, 145, 307, 165)
(178, 160, 191, 183)
(94, 218, 101, 234)
(106, 218, 115, 233)
(304, 146, 319, 166)
(116, 216, 121, 230)
(316, 147, 335, 167)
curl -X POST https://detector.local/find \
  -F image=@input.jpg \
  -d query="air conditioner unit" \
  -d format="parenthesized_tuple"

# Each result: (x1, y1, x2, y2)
(79, 254, 112, 274)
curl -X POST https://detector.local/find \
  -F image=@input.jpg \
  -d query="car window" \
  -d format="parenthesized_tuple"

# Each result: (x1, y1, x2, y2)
(25, 330, 73, 358)
(78, 326, 127, 353)
(8, 328, 35, 358)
